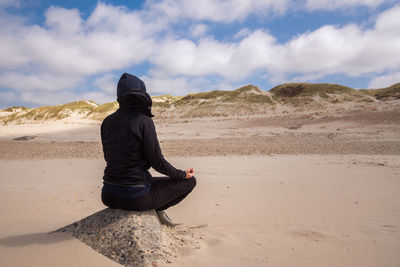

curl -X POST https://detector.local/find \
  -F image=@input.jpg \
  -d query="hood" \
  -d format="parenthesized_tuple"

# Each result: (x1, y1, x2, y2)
(117, 73, 147, 98)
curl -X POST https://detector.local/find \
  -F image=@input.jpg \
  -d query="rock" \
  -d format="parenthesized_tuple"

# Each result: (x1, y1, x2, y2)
(13, 135, 36, 141)
(57, 208, 162, 267)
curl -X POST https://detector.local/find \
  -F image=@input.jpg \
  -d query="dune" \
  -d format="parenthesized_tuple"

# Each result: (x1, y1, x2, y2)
(1, 82, 399, 124)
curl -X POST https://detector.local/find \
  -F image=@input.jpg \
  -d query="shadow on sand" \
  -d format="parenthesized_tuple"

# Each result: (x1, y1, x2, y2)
(0, 231, 73, 247)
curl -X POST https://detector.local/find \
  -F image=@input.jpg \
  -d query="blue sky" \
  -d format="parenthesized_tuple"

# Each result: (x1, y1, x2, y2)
(0, 0, 399, 107)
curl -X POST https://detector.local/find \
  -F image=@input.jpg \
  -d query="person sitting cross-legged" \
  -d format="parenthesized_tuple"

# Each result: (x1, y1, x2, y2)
(100, 73, 196, 226)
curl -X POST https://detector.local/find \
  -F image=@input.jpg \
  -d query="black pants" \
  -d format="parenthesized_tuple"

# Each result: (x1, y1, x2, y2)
(101, 177, 196, 211)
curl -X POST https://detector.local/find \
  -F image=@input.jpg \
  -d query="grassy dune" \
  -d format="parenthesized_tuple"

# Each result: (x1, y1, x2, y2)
(168, 85, 274, 118)
(85, 102, 119, 121)
(360, 83, 400, 100)
(0, 100, 98, 125)
(1, 83, 399, 124)
(270, 83, 374, 106)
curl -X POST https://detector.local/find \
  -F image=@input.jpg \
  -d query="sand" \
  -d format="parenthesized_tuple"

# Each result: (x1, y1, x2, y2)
(1, 108, 400, 159)
(0, 156, 399, 266)
(0, 107, 399, 266)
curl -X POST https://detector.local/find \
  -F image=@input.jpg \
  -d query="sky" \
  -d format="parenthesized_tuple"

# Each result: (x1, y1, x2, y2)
(0, 0, 399, 108)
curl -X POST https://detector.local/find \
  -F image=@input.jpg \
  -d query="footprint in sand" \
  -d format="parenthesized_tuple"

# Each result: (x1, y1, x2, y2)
(381, 225, 398, 232)
(291, 230, 330, 242)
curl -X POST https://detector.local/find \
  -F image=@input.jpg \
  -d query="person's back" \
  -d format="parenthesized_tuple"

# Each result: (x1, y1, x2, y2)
(102, 109, 152, 188)
(100, 73, 196, 226)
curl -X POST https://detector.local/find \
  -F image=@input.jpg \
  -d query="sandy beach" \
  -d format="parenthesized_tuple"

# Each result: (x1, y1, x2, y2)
(0, 108, 399, 266)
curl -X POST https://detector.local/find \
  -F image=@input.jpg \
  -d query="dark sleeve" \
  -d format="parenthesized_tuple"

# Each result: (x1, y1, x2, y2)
(100, 119, 106, 160)
(142, 117, 186, 179)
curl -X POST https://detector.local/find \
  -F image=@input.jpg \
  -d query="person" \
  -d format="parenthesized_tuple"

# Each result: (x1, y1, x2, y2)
(100, 73, 196, 226)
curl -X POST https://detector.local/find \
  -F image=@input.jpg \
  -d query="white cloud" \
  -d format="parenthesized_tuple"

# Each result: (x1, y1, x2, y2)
(149, 4, 400, 84)
(45, 6, 83, 35)
(19, 90, 80, 106)
(0, 3, 158, 76)
(79, 91, 115, 104)
(304, 0, 392, 11)
(142, 74, 198, 96)
(0, 72, 82, 91)
(234, 28, 251, 39)
(0, 2, 161, 105)
(190, 24, 208, 38)
(146, 0, 289, 23)
(0, 1, 399, 107)
(150, 38, 235, 78)
(375, 2, 400, 31)
(368, 71, 400, 88)
(277, 4, 400, 77)
(228, 30, 277, 79)
(142, 73, 238, 96)
(0, 90, 18, 106)
(145, 0, 394, 22)
(93, 74, 117, 94)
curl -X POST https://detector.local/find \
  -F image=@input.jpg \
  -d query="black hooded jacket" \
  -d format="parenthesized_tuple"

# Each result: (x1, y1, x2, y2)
(101, 107, 186, 188)
(101, 73, 186, 189)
